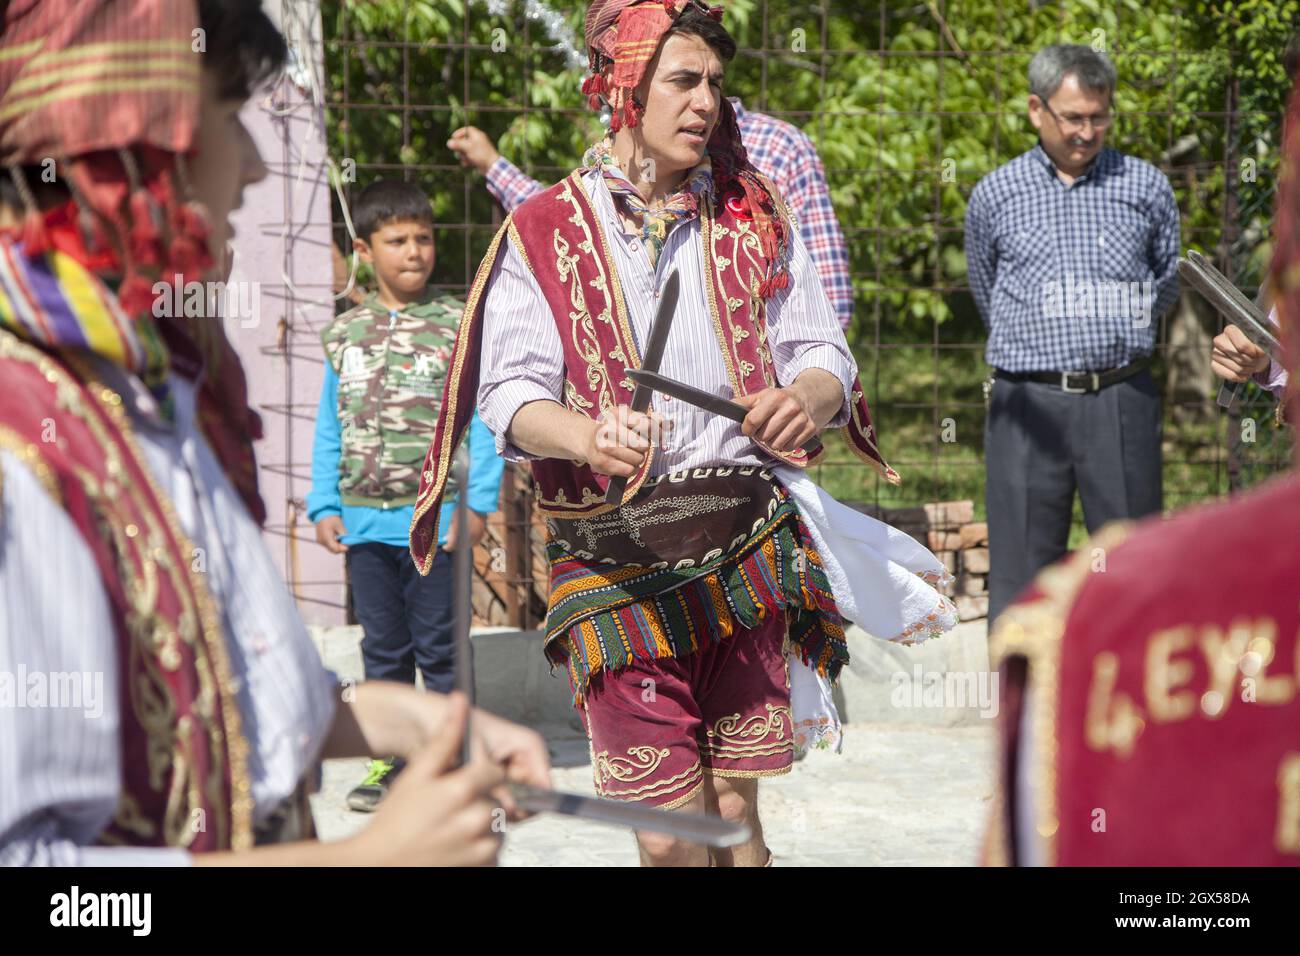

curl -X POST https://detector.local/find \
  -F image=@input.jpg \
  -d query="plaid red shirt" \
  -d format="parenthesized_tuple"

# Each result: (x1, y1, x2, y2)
(484, 98, 854, 328)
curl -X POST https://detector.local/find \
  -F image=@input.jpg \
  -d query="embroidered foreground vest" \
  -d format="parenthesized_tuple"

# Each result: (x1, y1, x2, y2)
(0, 329, 253, 852)
(984, 477, 1300, 866)
(410, 169, 898, 574)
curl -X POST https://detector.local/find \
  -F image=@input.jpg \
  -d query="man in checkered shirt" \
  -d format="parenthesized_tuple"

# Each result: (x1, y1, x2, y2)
(447, 97, 854, 329)
(964, 44, 1180, 622)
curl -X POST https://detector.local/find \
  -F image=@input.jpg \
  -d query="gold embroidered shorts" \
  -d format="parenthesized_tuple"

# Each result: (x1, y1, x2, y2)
(577, 611, 794, 809)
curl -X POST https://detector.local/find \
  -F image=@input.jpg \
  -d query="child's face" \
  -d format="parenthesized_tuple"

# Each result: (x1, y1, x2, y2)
(356, 220, 435, 297)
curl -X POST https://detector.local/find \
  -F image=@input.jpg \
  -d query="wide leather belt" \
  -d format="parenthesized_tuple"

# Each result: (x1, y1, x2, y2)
(995, 357, 1150, 394)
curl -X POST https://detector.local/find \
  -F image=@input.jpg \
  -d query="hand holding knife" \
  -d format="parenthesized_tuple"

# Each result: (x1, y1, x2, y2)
(1177, 250, 1281, 409)
(625, 368, 824, 459)
(604, 269, 682, 506)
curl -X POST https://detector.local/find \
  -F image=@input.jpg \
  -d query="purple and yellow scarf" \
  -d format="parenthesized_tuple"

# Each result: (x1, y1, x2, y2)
(0, 241, 172, 401)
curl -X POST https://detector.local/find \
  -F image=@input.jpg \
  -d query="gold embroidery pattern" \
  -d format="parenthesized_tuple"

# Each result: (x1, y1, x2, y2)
(1277, 752, 1300, 854)
(569, 174, 640, 369)
(0, 425, 62, 504)
(987, 521, 1134, 867)
(563, 379, 593, 414)
(753, 303, 775, 389)
(718, 177, 783, 390)
(529, 173, 657, 514)
(592, 745, 704, 803)
(701, 765, 793, 779)
(0, 330, 252, 850)
(552, 226, 617, 416)
(409, 213, 516, 574)
(842, 388, 897, 482)
(703, 201, 811, 468)
(595, 744, 669, 784)
(85, 369, 253, 850)
(701, 202, 741, 398)
(702, 704, 794, 760)
(535, 484, 606, 514)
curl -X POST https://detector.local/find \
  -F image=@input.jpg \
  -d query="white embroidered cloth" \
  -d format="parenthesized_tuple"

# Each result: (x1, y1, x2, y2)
(776, 466, 959, 756)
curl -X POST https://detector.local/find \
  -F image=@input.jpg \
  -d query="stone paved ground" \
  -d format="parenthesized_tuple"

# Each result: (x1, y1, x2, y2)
(311, 720, 996, 866)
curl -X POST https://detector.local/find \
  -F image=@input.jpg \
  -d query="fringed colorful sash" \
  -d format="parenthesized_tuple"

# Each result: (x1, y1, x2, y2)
(543, 467, 847, 702)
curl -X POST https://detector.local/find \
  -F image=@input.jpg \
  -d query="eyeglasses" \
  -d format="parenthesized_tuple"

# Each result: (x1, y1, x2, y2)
(1039, 98, 1113, 133)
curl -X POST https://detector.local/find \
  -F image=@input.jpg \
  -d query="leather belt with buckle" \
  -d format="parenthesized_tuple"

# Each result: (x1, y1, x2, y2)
(994, 358, 1150, 394)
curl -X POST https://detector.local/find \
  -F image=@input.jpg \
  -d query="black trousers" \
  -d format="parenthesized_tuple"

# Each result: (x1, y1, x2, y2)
(346, 543, 460, 693)
(984, 369, 1163, 623)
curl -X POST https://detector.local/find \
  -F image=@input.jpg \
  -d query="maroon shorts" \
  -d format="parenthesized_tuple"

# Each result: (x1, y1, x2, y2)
(576, 611, 793, 809)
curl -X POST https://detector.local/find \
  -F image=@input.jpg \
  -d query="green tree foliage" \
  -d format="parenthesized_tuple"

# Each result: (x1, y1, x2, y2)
(325, 0, 1295, 315)
(323, 1, 1296, 507)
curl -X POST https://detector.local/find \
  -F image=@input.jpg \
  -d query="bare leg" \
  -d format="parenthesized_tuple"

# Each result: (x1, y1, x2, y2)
(635, 789, 711, 867)
(702, 775, 768, 867)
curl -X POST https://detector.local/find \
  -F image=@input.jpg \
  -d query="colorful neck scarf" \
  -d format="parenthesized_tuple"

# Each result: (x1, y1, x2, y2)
(0, 211, 171, 394)
(584, 138, 713, 267)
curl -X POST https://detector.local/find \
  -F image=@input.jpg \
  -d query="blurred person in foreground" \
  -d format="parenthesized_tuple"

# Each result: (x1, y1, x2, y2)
(0, 0, 547, 866)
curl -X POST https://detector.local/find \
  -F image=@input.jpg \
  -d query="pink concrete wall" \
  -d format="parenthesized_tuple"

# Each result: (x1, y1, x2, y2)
(227, 2, 346, 626)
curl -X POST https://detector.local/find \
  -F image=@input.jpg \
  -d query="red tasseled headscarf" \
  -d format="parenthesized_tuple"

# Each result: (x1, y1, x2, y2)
(582, 0, 791, 296)
(0, 0, 267, 524)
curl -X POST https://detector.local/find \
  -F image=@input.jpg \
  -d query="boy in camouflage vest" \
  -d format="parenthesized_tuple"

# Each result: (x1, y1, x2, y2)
(307, 180, 505, 811)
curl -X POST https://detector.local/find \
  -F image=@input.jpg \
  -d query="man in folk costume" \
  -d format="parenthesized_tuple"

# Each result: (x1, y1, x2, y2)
(982, 76, 1300, 868)
(412, 0, 955, 867)
(0, 0, 548, 866)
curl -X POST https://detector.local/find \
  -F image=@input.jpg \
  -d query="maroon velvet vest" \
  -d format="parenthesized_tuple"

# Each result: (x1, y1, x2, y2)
(410, 169, 897, 573)
(985, 478, 1300, 866)
(0, 329, 253, 852)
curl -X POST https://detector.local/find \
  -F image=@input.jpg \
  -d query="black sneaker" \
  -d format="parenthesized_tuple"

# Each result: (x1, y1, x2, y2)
(345, 757, 403, 813)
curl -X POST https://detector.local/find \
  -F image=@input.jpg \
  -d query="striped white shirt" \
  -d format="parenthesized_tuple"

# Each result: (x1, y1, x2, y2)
(477, 167, 857, 473)
(0, 365, 337, 865)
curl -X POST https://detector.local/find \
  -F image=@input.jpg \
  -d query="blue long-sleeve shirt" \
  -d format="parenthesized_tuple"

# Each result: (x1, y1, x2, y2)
(306, 364, 504, 547)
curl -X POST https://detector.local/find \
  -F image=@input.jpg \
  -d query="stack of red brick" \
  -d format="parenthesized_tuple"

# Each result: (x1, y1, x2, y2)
(847, 500, 989, 621)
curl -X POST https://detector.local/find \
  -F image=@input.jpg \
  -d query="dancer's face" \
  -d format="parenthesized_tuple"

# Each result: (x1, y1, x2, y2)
(630, 32, 725, 179)
(1028, 73, 1111, 177)
(190, 69, 269, 276)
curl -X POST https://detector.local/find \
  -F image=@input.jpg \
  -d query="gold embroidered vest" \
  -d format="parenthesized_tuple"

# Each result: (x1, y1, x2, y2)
(410, 169, 897, 574)
(0, 329, 253, 851)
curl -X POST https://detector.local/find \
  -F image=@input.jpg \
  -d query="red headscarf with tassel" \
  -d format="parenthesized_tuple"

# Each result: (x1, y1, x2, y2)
(582, 0, 791, 297)
(0, 0, 267, 524)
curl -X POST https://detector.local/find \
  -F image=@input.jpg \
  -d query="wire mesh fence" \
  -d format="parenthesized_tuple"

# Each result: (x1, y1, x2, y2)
(319, 0, 1294, 621)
